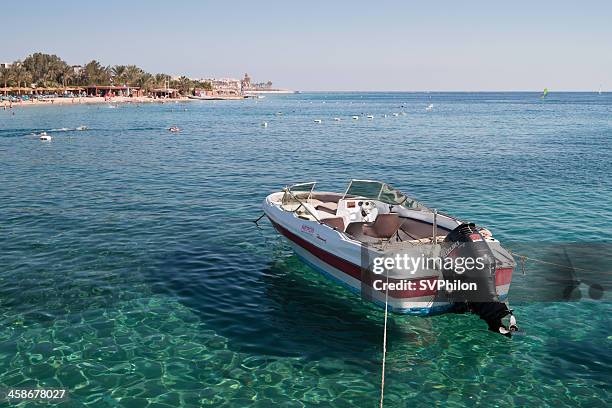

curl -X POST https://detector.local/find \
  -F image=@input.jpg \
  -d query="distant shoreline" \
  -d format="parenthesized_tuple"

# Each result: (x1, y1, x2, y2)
(2, 96, 192, 108)
(243, 89, 295, 94)
(301, 90, 607, 93)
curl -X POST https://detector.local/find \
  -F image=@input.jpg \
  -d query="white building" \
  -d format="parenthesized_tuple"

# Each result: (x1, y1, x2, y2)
(202, 77, 242, 96)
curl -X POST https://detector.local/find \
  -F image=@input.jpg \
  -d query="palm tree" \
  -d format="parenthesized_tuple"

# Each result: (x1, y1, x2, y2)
(176, 76, 192, 95)
(0, 66, 12, 95)
(154, 73, 170, 89)
(137, 73, 154, 93)
(124, 65, 144, 86)
(111, 65, 127, 85)
(83, 60, 111, 85)
(10, 62, 32, 95)
(197, 80, 213, 91)
(22, 53, 68, 87)
(61, 66, 74, 89)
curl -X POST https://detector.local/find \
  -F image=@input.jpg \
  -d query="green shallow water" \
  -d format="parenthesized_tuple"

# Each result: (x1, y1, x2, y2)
(0, 92, 610, 407)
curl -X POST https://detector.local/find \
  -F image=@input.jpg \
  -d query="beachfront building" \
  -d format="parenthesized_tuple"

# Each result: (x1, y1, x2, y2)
(151, 88, 180, 98)
(0, 62, 11, 69)
(241, 73, 251, 91)
(241, 72, 291, 94)
(0, 86, 85, 96)
(0, 87, 32, 96)
(202, 78, 242, 96)
(32, 87, 85, 95)
(72, 65, 83, 76)
(84, 85, 143, 97)
(241, 73, 274, 91)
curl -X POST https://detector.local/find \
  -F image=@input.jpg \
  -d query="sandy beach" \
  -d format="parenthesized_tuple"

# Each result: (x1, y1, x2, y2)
(1, 96, 191, 109)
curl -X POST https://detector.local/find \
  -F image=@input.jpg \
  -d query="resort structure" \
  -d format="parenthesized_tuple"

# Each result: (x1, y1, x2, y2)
(198, 78, 242, 97)
(241, 73, 294, 94)
(0, 53, 293, 104)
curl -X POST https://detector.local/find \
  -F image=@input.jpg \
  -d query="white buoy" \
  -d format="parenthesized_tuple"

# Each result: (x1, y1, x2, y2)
(383, 114, 388, 118)
(426, 104, 434, 111)
(262, 122, 268, 127)
(314, 119, 322, 123)
(352, 115, 359, 120)
(276, 112, 283, 115)
(392, 113, 399, 117)
(334, 117, 341, 121)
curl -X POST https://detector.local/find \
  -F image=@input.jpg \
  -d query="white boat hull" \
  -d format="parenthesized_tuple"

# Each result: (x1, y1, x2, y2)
(264, 193, 514, 315)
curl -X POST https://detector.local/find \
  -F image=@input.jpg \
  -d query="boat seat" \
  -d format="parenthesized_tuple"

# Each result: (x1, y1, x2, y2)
(296, 203, 319, 220)
(318, 202, 338, 211)
(399, 218, 451, 240)
(316, 203, 338, 215)
(311, 193, 343, 203)
(345, 222, 381, 243)
(321, 217, 345, 231)
(363, 214, 403, 239)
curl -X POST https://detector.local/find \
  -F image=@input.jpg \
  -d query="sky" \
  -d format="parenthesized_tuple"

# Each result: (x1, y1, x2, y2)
(3, 0, 611, 91)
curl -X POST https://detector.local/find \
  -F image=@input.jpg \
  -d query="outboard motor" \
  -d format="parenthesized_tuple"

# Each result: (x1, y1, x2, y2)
(441, 223, 517, 336)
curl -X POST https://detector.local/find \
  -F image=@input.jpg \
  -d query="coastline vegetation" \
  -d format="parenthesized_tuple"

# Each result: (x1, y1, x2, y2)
(0, 53, 212, 95)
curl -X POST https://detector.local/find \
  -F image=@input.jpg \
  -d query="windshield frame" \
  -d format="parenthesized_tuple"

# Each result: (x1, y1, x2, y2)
(341, 179, 428, 210)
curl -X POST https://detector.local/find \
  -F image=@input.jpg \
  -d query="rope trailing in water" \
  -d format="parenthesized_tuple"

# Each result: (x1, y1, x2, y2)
(379, 271, 390, 408)
(510, 252, 610, 274)
(375, 249, 608, 408)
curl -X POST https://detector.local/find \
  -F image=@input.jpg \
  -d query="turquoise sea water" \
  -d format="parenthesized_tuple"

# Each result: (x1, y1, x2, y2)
(0, 93, 610, 407)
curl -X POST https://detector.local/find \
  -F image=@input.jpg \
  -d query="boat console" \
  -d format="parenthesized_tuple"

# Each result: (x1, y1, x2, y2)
(336, 199, 388, 224)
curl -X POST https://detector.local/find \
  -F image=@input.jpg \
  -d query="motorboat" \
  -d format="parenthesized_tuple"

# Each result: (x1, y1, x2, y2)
(188, 95, 224, 101)
(263, 180, 518, 335)
(39, 132, 52, 141)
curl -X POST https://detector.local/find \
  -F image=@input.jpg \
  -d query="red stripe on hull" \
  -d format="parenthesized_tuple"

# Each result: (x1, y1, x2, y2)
(270, 219, 438, 298)
(495, 267, 513, 286)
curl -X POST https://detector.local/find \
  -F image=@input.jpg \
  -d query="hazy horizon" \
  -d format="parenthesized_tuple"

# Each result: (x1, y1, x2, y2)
(3, 0, 611, 91)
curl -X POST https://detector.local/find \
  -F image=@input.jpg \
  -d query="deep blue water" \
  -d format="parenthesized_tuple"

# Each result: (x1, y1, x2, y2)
(0, 92, 610, 407)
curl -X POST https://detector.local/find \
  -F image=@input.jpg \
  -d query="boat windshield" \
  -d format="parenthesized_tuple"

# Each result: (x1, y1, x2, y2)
(282, 182, 316, 205)
(342, 180, 426, 210)
(287, 182, 316, 195)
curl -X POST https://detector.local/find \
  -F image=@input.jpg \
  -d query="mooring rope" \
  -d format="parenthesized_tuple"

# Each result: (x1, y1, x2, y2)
(379, 271, 390, 408)
(376, 250, 608, 407)
(509, 252, 609, 274)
